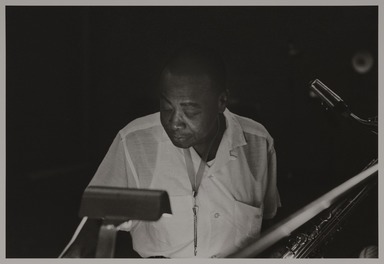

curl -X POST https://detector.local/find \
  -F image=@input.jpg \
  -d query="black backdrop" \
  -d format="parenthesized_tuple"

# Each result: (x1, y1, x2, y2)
(6, 6, 378, 258)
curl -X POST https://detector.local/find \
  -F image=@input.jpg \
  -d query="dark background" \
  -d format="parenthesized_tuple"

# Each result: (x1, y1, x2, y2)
(6, 6, 378, 258)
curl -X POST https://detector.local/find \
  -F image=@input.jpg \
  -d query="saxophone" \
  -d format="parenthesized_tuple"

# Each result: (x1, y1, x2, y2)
(271, 159, 378, 258)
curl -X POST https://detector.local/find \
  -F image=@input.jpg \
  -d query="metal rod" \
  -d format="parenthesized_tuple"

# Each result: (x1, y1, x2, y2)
(95, 223, 118, 258)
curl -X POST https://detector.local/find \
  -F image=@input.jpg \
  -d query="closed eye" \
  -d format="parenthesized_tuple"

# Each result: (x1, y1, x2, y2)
(184, 110, 201, 118)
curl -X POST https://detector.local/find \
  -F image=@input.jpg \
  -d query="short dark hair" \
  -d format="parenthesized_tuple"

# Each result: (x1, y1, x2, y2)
(158, 44, 227, 94)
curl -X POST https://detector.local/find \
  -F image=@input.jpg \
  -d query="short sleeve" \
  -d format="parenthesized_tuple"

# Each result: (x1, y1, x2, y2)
(87, 133, 137, 188)
(262, 144, 282, 219)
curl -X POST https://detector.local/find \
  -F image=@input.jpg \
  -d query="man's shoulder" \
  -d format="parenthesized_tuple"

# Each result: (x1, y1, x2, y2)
(230, 112, 271, 140)
(118, 112, 163, 140)
(228, 111, 275, 153)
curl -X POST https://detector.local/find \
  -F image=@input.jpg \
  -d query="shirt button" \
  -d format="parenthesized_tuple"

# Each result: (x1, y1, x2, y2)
(214, 213, 220, 218)
(211, 255, 218, 258)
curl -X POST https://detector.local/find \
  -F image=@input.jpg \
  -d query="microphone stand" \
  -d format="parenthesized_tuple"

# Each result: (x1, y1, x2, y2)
(309, 79, 378, 135)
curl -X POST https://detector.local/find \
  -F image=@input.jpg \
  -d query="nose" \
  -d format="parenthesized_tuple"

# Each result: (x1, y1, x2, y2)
(169, 111, 185, 131)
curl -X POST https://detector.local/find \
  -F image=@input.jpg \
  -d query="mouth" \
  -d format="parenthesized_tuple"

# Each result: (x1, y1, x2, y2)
(172, 135, 187, 142)
(169, 133, 190, 144)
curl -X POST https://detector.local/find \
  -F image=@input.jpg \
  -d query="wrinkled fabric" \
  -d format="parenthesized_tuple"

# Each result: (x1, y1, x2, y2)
(88, 109, 281, 258)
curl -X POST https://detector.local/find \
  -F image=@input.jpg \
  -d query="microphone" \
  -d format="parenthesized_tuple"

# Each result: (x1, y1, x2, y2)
(309, 79, 351, 117)
(309, 79, 377, 134)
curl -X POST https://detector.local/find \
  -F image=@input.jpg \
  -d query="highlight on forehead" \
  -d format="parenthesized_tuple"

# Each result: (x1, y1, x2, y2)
(159, 70, 216, 99)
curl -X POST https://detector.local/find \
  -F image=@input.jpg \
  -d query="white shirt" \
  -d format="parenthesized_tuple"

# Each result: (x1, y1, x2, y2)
(88, 109, 281, 258)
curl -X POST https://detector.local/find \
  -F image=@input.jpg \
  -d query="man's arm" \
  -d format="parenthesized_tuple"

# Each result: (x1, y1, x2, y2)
(61, 133, 136, 258)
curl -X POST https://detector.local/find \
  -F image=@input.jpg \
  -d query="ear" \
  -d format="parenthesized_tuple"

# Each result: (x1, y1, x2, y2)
(218, 89, 229, 113)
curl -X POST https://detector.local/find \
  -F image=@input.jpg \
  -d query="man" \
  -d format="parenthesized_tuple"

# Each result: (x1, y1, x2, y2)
(64, 46, 280, 258)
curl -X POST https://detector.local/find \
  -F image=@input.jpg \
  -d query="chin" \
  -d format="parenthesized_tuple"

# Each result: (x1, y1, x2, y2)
(171, 140, 191, 149)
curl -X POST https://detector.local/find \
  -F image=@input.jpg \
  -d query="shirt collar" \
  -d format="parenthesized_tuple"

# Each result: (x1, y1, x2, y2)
(222, 108, 247, 151)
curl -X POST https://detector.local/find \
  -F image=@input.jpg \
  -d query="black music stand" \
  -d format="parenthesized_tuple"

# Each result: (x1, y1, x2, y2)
(78, 186, 172, 258)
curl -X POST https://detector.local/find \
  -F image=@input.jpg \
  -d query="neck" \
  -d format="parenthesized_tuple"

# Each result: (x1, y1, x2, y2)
(193, 114, 226, 161)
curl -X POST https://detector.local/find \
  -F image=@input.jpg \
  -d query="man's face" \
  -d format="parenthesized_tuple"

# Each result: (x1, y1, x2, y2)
(160, 71, 224, 149)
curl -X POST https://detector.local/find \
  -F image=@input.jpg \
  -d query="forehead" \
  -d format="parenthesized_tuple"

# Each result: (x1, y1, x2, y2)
(160, 71, 217, 99)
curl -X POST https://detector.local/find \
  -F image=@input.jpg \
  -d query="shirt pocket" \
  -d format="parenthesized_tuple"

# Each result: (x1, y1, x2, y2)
(150, 195, 193, 247)
(234, 200, 263, 248)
